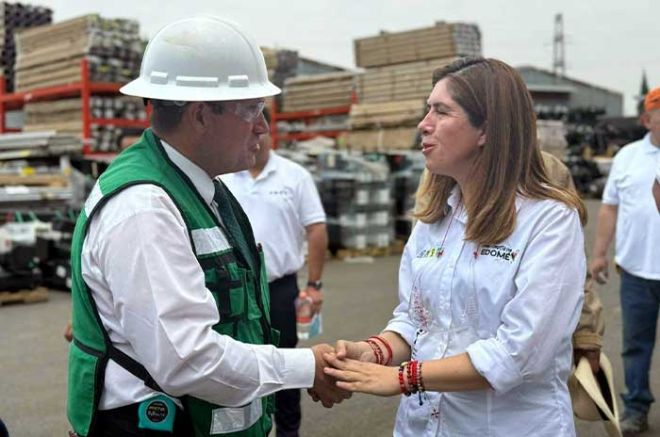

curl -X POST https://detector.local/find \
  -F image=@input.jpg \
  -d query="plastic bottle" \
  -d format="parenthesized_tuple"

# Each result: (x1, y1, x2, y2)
(295, 293, 314, 340)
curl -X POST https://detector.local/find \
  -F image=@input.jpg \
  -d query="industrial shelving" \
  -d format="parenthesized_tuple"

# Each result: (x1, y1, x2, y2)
(0, 58, 149, 155)
(271, 104, 353, 148)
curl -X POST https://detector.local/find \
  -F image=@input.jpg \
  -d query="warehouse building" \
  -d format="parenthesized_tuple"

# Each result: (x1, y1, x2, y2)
(517, 65, 624, 116)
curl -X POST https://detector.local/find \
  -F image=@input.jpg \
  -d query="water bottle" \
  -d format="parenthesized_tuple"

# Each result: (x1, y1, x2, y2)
(295, 293, 314, 340)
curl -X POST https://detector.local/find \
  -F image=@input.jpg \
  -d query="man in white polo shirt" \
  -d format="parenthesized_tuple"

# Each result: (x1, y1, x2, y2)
(653, 159, 660, 212)
(590, 86, 660, 435)
(221, 108, 328, 437)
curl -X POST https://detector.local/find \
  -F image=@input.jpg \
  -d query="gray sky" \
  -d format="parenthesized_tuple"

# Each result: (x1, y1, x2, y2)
(32, 0, 659, 115)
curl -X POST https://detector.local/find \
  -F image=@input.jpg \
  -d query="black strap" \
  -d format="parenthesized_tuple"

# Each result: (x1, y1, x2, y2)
(106, 345, 165, 394)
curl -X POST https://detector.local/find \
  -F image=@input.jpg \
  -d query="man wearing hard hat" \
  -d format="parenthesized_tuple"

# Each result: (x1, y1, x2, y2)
(66, 16, 348, 437)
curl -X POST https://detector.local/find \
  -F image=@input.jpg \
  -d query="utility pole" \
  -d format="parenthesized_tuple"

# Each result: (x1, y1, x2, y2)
(552, 13, 565, 78)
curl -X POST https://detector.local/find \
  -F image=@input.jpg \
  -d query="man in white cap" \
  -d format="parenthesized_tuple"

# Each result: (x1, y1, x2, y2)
(66, 16, 347, 437)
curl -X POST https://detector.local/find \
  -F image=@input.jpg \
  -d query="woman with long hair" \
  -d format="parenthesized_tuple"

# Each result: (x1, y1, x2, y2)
(322, 58, 587, 436)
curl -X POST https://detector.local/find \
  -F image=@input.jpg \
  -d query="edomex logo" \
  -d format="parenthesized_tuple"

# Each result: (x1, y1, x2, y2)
(479, 244, 519, 263)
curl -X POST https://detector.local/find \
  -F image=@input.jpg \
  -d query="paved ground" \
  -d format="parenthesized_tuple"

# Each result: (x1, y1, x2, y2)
(1, 198, 659, 436)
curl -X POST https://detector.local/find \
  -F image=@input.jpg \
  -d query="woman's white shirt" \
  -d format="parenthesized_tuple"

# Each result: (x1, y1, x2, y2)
(386, 189, 585, 437)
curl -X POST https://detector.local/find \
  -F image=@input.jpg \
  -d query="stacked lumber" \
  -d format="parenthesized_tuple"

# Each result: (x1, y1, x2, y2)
(15, 14, 142, 91)
(282, 71, 355, 112)
(23, 96, 143, 152)
(0, 2, 52, 92)
(347, 22, 481, 151)
(357, 57, 456, 103)
(344, 100, 424, 151)
(349, 100, 426, 130)
(354, 22, 480, 68)
(341, 128, 418, 152)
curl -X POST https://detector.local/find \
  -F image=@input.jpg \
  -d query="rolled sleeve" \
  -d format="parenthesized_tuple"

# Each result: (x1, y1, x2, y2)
(468, 204, 585, 394)
(466, 338, 523, 393)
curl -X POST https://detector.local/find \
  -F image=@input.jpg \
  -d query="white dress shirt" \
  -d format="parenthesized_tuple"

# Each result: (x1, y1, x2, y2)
(81, 141, 315, 410)
(386, 189, 585, 436)
(221, 152, 326, 282)
(602, 133, 660, 279)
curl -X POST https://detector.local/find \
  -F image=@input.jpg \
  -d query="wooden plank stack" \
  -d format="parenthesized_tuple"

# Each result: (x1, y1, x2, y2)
(357, 57, 457, 104)
(23, 96, 144, 152)
(0, 2, 52, 92)
(345, 99, 424, 151)
(354, 21, 480, 68)
(15, 14, 142, 91)
(282, 71, 355, 112)
(345, 22, 481, 151)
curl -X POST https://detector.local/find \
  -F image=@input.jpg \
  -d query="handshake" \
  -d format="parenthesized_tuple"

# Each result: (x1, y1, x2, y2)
(307, 339, 400, 407)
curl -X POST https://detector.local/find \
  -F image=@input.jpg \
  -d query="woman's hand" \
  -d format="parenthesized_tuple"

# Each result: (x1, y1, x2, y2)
(323, 352, 400, 396)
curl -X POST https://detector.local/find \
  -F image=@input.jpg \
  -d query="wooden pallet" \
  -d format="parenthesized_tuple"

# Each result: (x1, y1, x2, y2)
(0, 287, 49, 306)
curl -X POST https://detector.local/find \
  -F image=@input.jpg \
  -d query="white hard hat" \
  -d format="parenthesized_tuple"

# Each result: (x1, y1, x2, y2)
(120, 15, 280, 101)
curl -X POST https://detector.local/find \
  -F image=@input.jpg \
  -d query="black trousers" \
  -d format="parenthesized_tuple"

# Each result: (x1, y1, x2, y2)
(87, 403, 192, 437)
(269, 273, 301, 437)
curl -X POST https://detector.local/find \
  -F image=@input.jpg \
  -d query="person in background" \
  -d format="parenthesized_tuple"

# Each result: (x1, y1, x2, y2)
(66, 16, 347, 437)
(590, 86, 660, 436)
(653, 160, 660, 212)
(323, 57, 587, 436)
(221, 107, 328, 437)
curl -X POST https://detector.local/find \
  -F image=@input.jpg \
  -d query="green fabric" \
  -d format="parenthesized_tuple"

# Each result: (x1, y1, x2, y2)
(68, 129, 276, 436)
(213, 180, 256, 271)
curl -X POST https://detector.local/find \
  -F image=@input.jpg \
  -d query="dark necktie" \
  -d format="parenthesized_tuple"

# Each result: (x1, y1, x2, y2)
(213, 180, 255, 270)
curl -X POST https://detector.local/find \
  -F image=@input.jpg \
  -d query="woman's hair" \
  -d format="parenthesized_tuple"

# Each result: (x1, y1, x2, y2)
(414, 57, 586, 245)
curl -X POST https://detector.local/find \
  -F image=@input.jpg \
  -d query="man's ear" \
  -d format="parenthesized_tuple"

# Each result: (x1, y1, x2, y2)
(186, 102, 209, 133)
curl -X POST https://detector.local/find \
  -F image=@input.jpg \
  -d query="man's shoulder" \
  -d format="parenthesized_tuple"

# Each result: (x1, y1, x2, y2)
(614, 137, 646, 162)
(271, 153, 314, 180)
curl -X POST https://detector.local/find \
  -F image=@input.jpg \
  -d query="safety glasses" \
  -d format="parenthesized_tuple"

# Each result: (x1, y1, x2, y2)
(224, 99, 266, 122)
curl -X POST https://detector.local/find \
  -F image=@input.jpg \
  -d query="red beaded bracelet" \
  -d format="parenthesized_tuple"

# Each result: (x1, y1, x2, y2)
(410, 360, 422, 394)
(406, 360, 414, 393)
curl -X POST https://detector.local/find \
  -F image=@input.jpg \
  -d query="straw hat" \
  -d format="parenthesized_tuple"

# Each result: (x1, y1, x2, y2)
(568, 353, 621, 437)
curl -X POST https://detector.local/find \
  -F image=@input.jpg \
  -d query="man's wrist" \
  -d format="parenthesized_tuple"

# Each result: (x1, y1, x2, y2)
(307, 280, 322, 290)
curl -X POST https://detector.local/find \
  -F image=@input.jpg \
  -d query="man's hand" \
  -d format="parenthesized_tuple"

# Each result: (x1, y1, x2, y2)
(589, 256, 609, 284)
(575, 349, 600, 374)
(308, 344, 352, 408)
(335, 339, 377, 362)
(64, 321, 73, 342)
(304, 287, 323, 314)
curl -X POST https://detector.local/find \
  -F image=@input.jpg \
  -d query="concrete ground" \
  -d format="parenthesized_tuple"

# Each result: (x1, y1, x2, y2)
(1, 198, 659, 436)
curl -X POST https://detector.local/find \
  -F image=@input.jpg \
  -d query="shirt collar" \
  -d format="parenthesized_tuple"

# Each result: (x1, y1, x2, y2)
(236, 151, 278, 182)
(642, 133, 660, 154)
(446, 186, 468, 223)
(160, 140, 215, 206)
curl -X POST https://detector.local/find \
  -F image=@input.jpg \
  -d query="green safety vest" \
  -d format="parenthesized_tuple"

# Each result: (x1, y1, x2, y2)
(67, 129, 278, 437)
